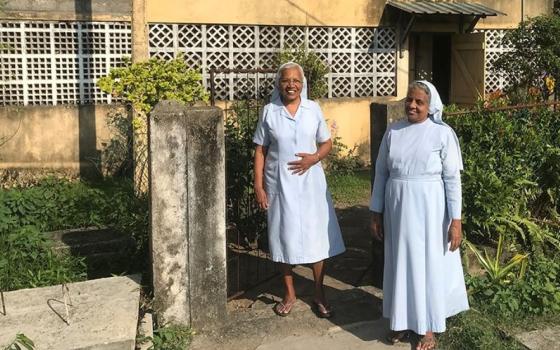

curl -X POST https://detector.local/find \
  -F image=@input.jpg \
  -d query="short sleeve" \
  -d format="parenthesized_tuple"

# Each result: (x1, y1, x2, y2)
(253, 105, 270, 146)
(315, 106, 331, 143)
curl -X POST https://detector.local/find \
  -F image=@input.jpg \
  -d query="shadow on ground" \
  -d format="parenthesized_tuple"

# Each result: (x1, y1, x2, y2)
(189, 204, 411, 350)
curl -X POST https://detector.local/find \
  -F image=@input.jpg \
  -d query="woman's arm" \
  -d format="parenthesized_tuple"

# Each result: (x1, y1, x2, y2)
(369, 131, 389, 241)
(254, 145, 269, 209)
(442, 128, 463, 251)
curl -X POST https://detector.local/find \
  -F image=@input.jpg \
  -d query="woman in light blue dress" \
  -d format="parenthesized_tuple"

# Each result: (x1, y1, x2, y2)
(253, 62, 345, 318)
(369, 81, 469, 350)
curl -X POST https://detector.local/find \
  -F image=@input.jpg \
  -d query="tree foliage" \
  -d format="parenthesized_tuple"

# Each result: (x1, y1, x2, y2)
(97, 55, 209, 115)
(493, 14, 560, 102)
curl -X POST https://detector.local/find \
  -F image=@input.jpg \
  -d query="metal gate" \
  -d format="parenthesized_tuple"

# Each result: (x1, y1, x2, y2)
(210, 68, 279, 300)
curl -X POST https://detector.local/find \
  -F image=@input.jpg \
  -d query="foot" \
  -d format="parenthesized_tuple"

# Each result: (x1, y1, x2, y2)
(312, 299, 333, 318)
(386, 330, 409, 344)
(273, 298, 296, 317)
(416, 333, 437, 350)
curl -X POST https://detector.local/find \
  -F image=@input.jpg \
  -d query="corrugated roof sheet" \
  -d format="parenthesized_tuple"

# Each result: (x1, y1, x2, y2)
(386, 1, 506, 16)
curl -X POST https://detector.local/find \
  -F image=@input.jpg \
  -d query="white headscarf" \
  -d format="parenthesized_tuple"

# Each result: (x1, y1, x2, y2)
(416, 80, 464, 170)
(417, 80, 444, 124)
(271, 61, 308, 102)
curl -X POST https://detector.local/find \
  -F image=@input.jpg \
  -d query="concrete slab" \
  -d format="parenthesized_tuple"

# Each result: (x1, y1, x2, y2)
(515, 326, 560, 350)
(0, 275, 141, 350)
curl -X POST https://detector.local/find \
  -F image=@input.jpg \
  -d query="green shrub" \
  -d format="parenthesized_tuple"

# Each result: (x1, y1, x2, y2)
(97, 55, 209, 115)
(447, 108, 560, 250)
(324, 136, 365, 176)
(467, 254, 560, 317)
(0, 227, 86, 291)
(0, 178, 149, 289)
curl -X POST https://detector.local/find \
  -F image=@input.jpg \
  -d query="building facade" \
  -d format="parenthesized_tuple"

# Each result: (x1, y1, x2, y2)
(0, 0, 554, 173)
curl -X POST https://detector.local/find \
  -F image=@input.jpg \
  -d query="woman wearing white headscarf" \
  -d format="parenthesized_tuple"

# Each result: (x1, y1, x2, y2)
(253, 62, 345, 318)
(369, 81, 469, 350)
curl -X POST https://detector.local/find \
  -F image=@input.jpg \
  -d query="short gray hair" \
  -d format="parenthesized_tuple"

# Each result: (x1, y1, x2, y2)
(408, 81, 431, 104)
(276, 61, 305, 87)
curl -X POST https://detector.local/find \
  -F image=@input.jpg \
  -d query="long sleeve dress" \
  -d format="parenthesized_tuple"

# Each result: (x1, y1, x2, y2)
(253, 98, 345, 264)
(370, 117, 469, 334)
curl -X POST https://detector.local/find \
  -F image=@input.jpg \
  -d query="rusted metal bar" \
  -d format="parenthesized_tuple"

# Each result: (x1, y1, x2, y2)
(209, 70, 216, 106)
(446, 100, 560, 117)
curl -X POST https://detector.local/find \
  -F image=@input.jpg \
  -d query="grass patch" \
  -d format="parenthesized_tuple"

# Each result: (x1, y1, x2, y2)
(144, 325, 194, 350)
(327, 169, 371, 207)
(439, 310, 525, 350)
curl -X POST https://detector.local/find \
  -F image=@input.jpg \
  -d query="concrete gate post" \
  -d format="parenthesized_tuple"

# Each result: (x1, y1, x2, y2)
(149, 101, 226, 329)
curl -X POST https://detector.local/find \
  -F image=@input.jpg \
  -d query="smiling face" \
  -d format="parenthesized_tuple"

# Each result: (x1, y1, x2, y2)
(278, 66, 303, 103)
(405, 87, 430, 123)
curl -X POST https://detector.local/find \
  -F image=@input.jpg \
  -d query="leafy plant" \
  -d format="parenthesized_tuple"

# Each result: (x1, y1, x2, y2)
(447, 107, 560, 251)
(0, 227, 86, 291)
(0, 178, 149, 290)
(97, 55, 209, 116)
(276, 45, 329, 100)
(97, 55, 209, 188)
(3, 333, 35, 350)
(467, 255, 560, 317)
(464, 233, 528, 282)
(145, 325, 194, 350)
(324, 136, 365, 176)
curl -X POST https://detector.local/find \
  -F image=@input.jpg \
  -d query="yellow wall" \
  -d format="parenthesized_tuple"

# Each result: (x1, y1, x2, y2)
(147, 0, 385, 26)
(477, 0, 554, 29)
(146, 0, 552, 28)
(318, 97, 373, 163)
(0, 105, 121, 171)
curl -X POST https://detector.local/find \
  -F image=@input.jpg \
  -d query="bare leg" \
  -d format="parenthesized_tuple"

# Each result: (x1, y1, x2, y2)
(311, 260, 332, 317)
(311, 260, 326, 303)
(280, 263, 296, 304)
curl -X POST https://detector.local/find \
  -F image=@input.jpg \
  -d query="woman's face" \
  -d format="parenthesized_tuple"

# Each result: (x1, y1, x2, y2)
(405, 87, 430, 123)
(278, 67, 303, 103)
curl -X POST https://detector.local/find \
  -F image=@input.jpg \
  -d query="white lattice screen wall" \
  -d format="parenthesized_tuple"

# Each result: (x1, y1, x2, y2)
(0, 21, 131, 105)
(482, 29, 512, 94)
(148, 24, 397, 100)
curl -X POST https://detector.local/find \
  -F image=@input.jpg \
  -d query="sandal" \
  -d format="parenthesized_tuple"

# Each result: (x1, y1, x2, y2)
(386, 330, 409, 344)
(416, 334, 437, 350)
(312, 300, 333, 318)
(273, 300, 296, 317)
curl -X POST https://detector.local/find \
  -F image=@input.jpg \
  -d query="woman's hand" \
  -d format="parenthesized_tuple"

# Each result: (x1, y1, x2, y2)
(287, 153, 319, 175)
(448, 219, 462, 251)
(370, 212, 384, 241)
(254, 186, 269, 210)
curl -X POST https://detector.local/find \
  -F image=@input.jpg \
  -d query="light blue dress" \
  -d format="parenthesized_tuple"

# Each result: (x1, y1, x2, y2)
(370, 118, 469, 334)
(253, 97, 345, 264)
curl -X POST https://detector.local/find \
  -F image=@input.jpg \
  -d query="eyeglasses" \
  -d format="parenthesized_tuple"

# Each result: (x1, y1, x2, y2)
(279, 78, 303, 85)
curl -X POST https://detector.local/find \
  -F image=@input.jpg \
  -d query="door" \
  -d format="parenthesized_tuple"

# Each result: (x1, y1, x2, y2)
(450, 32, 485, 105)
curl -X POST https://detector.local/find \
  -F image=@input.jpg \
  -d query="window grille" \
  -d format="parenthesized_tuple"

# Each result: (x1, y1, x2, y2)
(482, 29, 512, 94)
(148, 24, 397, 100)
(0, 21, 131, 105)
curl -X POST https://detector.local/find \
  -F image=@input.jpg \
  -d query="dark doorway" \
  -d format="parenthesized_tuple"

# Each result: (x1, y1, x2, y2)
(432, 34, 452, 104)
